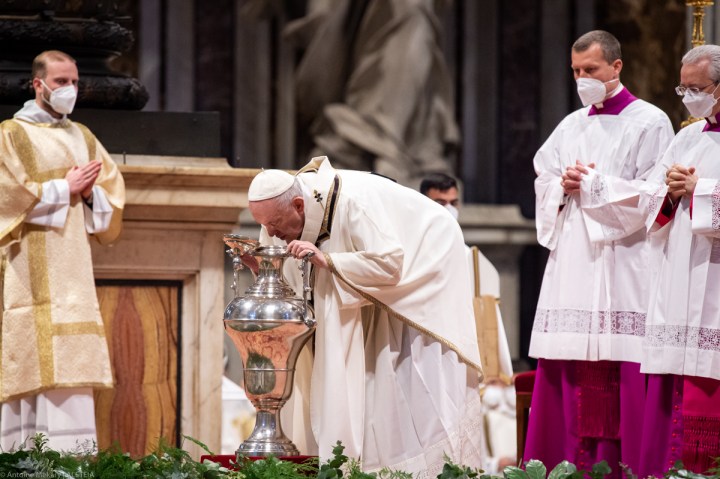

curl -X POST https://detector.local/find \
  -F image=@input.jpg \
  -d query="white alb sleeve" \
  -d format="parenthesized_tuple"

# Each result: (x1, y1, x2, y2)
(83, 185, 114, 234)
(691, 178, 720, 237)
(24, 179, 70, 228)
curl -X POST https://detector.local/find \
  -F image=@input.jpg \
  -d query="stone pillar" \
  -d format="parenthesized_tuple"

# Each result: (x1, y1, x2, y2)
(0, 0, 148, 109)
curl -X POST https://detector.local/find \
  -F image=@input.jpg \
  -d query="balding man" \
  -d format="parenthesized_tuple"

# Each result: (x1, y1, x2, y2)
(0, 50, 124, 449)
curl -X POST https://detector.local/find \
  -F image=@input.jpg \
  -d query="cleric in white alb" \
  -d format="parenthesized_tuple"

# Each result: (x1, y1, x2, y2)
(638, 44, 720, 475)
(525, 30, 674, 476)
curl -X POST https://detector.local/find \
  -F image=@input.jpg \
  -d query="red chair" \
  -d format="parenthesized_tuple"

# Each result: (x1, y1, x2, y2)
(514, 370, 536, 463)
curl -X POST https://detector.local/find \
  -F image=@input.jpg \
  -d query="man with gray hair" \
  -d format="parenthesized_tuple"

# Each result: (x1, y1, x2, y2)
(525, 30, 673, 475)
(243, 156, 487, 476)
(637, 43, 720, 475)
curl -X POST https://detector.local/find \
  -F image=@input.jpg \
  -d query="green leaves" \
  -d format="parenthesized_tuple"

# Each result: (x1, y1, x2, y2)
(0, 435, 717, 479)
(0, 433, 245, 479)
(239, 454, 315, 479)
(436, 454, 484, 479)
(501, 466, 527, 479)
(502, 460, 547, 479)
(547, 461, 579, 479)
(317, 441, 350, 479)
(500, 458, 611, 479)
(526, 460, 548, 479)
(664, 462, 717, 479)
(587, 461, 612, 479)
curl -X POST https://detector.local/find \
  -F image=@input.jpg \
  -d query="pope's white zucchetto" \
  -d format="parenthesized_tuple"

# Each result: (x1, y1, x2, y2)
(248, 169, 295, 201)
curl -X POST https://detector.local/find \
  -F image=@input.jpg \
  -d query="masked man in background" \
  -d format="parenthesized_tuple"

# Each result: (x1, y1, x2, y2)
(420, 172, 516, 472)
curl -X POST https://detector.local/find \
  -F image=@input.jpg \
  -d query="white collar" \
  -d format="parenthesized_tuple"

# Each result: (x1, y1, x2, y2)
(14, 99, 67, 124)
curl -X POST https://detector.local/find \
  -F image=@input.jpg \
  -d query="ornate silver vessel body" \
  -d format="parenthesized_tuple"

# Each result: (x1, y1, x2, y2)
(223, 235, 316, 457)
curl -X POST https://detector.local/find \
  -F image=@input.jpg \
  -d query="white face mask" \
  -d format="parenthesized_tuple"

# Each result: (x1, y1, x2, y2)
(682, 86, 719, 118)
(576, 77, 618, 106)
(445, 204, 459, 220)
(41, 79, 77, 115)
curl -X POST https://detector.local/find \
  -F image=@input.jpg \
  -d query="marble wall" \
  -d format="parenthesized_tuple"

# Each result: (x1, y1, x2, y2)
(91, 156, 256, 458)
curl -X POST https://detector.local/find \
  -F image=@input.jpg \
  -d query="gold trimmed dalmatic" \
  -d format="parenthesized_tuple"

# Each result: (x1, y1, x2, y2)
(0, 118, 124, 402)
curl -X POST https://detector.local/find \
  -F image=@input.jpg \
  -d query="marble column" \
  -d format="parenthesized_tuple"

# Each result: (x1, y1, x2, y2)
(498, 0, 542, 218)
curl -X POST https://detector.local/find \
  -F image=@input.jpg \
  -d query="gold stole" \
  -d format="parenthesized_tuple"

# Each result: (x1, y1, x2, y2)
(471, 246, 501, 380)
(325, 254, 484, 375)
(74, 122, 124, 245)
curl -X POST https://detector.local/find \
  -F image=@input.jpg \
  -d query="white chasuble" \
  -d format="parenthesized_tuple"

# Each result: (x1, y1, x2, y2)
(531, 91, 673, 362)
(264, 157, 486, 477)
(642, 119, 720, 381)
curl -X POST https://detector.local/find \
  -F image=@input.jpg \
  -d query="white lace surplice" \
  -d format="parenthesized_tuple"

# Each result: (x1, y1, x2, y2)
(531, 97, 673, 362)
(643, 121, 720, 381)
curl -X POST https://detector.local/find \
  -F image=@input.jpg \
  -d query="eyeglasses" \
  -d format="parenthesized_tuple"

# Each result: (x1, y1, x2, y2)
(675, 81, 718, 96)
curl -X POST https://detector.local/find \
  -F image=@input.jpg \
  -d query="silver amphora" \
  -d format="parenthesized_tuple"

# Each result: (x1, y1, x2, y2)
(223, 234, 316, 457)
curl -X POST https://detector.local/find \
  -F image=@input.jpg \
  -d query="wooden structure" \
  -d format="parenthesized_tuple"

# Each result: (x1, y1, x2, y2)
(91, 155, 257, 458)
(514, 369, 536, 463)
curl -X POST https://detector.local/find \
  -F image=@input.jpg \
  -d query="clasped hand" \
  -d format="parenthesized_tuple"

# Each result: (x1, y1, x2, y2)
(665, 164, 697, 202)
(561, 160, 595, 195)
(65, 160, 101, 199)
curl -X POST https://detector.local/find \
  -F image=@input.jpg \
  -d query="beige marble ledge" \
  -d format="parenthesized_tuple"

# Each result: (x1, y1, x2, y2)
(110, 155, 261, 223)
(463, 228, 537, 246)
(120, 219, 245, 232)
(459, 204, 537, 246)
(458, 204, 535, 228)
(112, 153, 233, 169)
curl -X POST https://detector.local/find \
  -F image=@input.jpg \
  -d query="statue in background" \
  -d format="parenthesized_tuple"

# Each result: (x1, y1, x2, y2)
(283, 0, 460, 186)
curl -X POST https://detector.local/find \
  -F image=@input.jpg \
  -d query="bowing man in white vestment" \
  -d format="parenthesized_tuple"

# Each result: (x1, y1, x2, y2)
(420, 173, 515, 472)
(636, 44, 720, 476)
(524, 30, 674, 475)
(244, 157, 487, 477)
(0, 50, 124, 450)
